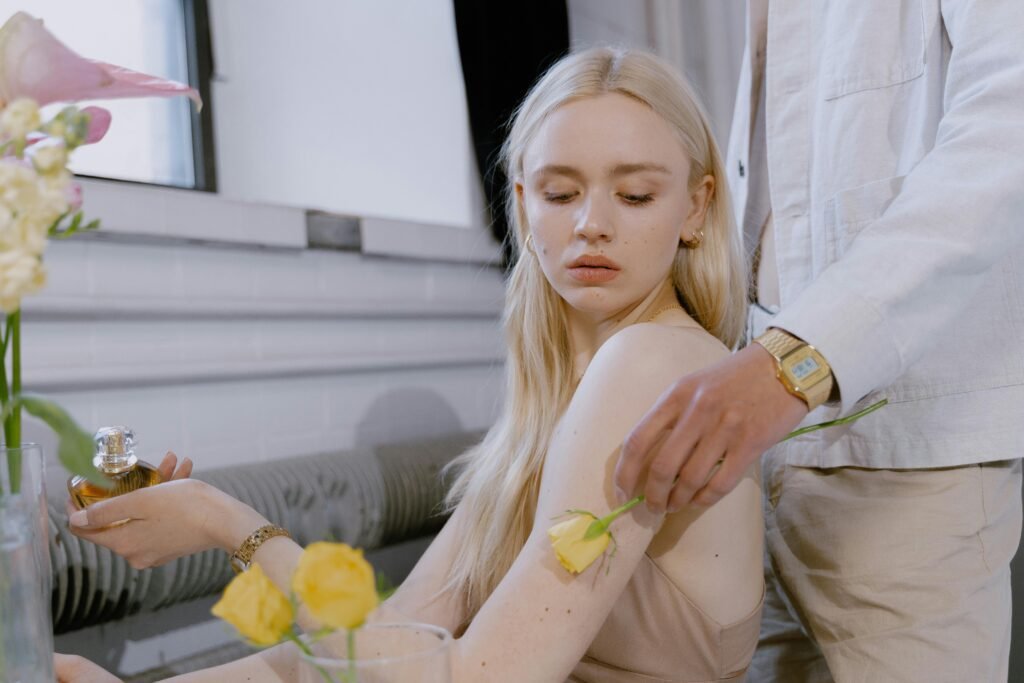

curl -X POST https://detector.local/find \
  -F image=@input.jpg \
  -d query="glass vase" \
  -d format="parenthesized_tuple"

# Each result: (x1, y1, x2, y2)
(298, 622, 451, 683)
(0, 444, 55, 683)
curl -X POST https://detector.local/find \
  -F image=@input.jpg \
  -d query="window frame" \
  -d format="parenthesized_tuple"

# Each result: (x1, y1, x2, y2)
(182, 0, 217, 192)
(70, 0, 217, 192)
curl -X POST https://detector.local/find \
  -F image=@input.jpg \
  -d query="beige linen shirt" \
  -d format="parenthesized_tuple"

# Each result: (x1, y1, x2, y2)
(728, 0, 1024, 468)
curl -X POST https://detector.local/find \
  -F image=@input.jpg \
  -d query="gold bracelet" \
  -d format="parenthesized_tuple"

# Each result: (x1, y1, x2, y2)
(230, 524, 291, 574)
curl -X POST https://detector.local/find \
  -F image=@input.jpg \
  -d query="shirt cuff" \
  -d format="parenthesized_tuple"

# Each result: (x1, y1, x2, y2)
(768, 283, 903, 415)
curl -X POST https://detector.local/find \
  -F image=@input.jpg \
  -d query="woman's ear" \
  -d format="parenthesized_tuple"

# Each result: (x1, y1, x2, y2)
(682, 174, 715, 238)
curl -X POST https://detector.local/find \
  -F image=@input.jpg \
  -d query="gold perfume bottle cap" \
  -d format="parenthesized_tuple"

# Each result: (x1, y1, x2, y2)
(94, 426, 138, 473)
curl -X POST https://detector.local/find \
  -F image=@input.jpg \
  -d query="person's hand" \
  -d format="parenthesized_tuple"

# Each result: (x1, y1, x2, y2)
(55, 653, 122, 682)
(67, 452, 269, 568)
(615, 343, 808, 513)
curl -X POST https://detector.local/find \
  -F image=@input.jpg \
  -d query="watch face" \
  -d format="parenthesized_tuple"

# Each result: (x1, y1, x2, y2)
(781, 347, 831, 389)
(790, 355, 821, 381)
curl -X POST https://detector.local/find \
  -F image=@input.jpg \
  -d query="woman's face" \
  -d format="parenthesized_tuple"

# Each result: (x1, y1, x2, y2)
(518, 92, 711, 322)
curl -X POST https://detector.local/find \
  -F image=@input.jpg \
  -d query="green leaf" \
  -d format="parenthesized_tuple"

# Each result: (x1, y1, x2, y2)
(375, 572, 398, 601)
(49, 211, 101, 240)
(15, 395, 110, 489)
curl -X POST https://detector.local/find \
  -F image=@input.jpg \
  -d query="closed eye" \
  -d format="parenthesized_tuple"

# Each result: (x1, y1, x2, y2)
(620, 193, 654, 206)
(544, 192, 578, 204)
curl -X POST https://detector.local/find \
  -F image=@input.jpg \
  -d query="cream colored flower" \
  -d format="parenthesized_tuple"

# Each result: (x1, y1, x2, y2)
(12, 213, 48, 254)
(30, 142, 68, 176)
(0, 97, 40, 138)
(0, 248, 46, 313)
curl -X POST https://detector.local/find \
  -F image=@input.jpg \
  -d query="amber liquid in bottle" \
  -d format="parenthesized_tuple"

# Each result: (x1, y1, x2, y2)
(68, 461, 163, 508)
(68, 425, 164, 509)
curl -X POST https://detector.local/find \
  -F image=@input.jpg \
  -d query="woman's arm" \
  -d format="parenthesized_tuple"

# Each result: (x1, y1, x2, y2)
(447, 324, 730, 682)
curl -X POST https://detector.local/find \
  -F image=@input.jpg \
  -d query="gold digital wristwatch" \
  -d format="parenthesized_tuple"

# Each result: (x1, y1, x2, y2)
(753, 328, 834, 411)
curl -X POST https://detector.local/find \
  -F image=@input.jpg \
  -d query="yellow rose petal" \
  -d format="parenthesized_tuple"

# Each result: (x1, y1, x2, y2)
(211, 563, 293, 646)
(548, 514, 611, 574)
(292, 542, 379, 630)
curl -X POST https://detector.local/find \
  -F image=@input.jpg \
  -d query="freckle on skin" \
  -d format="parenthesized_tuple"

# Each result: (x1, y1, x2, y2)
(567, 609, 572, 614)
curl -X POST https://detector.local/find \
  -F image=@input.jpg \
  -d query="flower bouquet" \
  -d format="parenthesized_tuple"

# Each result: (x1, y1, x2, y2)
(0, 11, 200, 681)
(212, 541, 452, 683)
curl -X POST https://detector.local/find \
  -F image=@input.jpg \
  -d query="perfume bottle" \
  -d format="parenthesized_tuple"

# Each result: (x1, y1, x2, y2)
(68, 426, 163, 509)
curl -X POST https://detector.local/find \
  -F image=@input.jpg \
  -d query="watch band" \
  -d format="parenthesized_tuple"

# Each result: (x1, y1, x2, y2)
(754, 327, 834, 411)
(753, 327, 805, 360)
(230, 524, 291, 574)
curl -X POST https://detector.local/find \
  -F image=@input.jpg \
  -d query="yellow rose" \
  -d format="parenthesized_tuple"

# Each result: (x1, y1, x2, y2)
(548, 513, 611, 574)
(292, 542, 378, 630)
(211, 563, 293, 646)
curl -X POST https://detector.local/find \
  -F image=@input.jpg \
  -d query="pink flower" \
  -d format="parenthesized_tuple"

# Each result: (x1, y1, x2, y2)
(0, 12, 201, 110)
(65, 180, 82, 211)
(81, 106, 111, 144)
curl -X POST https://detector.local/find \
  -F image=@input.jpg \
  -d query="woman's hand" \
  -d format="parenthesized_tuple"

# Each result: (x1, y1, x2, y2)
(67, 451, 270, 569)
(55, 654, 122, 683)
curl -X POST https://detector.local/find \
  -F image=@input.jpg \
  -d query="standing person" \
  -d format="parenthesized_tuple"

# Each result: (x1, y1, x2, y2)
(615, 2, 1024, 681)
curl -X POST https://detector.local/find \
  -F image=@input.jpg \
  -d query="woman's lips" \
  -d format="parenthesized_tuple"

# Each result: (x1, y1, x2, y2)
(568, 266, 620, 283)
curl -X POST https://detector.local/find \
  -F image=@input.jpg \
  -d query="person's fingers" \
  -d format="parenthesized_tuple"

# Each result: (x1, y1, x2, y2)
(156, 451, 178, 481)
(54, 652, 121, 683)
(634, 396, 702, 512)
(640, 410, 704, 513)
(691, 444, 756, 508)
(616, 382, 689, 499)
(170, 457, 193, 480)
(68, 487, 154, 529)
(664, 431, 730, 512)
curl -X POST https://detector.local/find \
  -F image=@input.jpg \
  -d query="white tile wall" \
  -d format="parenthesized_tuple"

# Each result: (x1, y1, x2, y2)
(25, 235, 505, 515)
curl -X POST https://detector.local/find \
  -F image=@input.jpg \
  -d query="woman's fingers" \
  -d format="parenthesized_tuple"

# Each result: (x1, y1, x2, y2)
(157, 450, 192, 481)
(54, 653, 123, 682)
(171, 456, 193, 480)
(156, 451, 178, 481)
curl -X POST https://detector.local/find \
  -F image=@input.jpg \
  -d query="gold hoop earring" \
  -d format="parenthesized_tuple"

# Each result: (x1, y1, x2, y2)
(681, 229, 704, 249)
(524, 233, 536, 254)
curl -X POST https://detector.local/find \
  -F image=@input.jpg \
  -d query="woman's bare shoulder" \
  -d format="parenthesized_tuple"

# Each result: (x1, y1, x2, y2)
(591, 321, 730, 383)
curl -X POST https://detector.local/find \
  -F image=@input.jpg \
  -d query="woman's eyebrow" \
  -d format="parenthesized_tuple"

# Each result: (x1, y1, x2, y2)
(608, 162, 672, 177)
(534, 164, 584, 181)
(532, 162, 671, 180)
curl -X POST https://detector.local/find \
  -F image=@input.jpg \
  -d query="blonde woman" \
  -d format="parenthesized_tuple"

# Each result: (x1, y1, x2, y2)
(63, 47, 763, 682)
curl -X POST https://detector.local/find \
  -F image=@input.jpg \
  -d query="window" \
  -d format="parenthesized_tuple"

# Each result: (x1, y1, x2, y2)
(0, 0, 215, 190)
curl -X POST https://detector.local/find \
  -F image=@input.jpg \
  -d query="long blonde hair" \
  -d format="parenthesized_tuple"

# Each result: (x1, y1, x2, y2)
(442, 47, 747, 621)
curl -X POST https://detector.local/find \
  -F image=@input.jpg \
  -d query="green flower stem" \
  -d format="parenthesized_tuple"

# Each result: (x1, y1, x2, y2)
(783, 398, 887, 439)
(1, 317, 11, 448)
(1, 312, 21, 494)
(347, 628, 357, 682)
(9, 311, 21, 487)
(285, 627, 337, 683)
(584, 496, 644, 541)
(585, 399, 888, 538)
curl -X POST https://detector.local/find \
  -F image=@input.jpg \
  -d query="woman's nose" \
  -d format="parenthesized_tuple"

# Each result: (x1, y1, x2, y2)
(574, 200, 613, 242)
